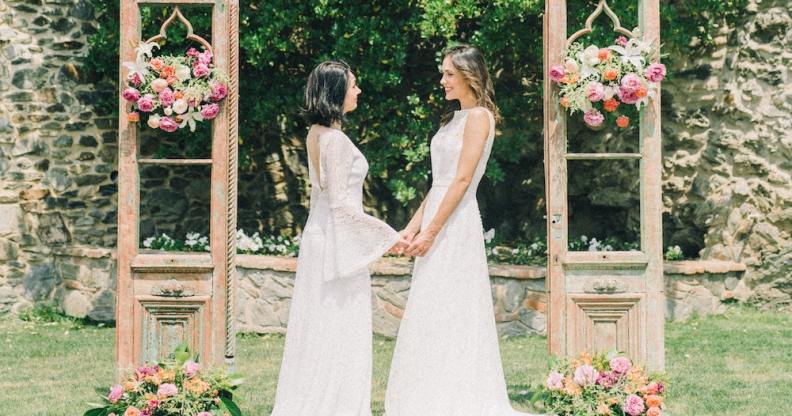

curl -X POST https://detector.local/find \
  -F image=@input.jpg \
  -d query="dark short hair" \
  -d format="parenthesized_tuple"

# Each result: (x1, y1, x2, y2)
(303, 60, 351, 127)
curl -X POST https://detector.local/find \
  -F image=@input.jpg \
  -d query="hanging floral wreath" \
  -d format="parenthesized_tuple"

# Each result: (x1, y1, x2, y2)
(121, 41, 228, 132)
(549, 34, 666, 129)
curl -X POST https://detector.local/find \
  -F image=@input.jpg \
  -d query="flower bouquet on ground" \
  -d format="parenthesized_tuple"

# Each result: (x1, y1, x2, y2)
(548, 33, 666, 130)
(122, 41, 228, 132)
(536, 351, 668, 416)
(84, 342, 244, 416)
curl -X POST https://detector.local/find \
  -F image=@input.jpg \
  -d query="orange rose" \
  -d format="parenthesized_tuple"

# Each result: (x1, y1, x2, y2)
(603, 98, 619, 112)
(174, 91, 185, 100)
(646, 394, 663, 407)
(123, 407, 141, 416)
(636, 85, 648, 98)
(560, 96, 569, 108)
(603, 68, 619, 81)
(616, 115, 629, 128)
(598, 48, 611, 61)
(149, 58, 163, 71)
(160, 65, 176, 78)
(127, 112, 140, 122)
(122, 381, 139, 391)
(647, 406, 662, 416)
(566, 73, 579, 84)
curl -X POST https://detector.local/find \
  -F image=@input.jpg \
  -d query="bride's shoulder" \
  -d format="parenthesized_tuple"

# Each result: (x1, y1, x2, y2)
(464, 107, 492, 128)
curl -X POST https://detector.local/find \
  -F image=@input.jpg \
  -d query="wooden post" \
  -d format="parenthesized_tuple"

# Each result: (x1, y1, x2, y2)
(116, 0, 239, 378)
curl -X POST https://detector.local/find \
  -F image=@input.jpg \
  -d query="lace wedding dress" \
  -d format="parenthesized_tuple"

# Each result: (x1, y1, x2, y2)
(271, 128, 399, 416)
(385, 108, 534, 416)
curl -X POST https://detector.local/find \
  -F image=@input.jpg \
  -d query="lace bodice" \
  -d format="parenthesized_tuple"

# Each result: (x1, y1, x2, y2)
(304, 129, 399, 281)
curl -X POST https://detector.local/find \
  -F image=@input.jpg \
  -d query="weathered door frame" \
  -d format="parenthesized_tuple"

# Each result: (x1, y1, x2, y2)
(543, 0, 665, 370)
(116, 0, 239, 377)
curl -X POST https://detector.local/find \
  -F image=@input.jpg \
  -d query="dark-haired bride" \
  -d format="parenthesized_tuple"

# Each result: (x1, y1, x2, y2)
(270, 60, 408, 416)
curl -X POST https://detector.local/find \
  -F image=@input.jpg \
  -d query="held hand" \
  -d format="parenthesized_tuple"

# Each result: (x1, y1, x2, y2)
(387, 236, 411, 256)
(405, 229, 437, 257)
(399, 228, 419, 244)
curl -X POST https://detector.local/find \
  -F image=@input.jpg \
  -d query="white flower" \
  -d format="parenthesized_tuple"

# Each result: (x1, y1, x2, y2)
(122, 58, 149, 80)
(178, 110, 204, 132)
(608, 38, 646, 70)
(143, 237, 155, 248)
(176, 64, 191, 81)
(135, 41, 159, 60)
(484, 228, 495, 244)
(163, 107, 173, 116)
(147, 115, 161, 129)
(576, 45, 600, 78)
(172, 99, 188, 114)
(603, 86, 616, 100)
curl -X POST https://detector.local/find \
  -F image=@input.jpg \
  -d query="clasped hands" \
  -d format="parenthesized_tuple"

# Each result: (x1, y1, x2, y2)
(387, 228, 437, 257)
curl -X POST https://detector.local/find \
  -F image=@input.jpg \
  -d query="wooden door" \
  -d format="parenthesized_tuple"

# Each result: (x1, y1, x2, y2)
(543, 0, 664, 370)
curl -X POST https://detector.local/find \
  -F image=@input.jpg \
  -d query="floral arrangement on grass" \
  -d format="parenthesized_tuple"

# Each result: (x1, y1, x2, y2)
(536, 352, 668, 416)
(84, 343, 244, 416)
(548, 33, 666, 129)
(122, 41, 228, 132)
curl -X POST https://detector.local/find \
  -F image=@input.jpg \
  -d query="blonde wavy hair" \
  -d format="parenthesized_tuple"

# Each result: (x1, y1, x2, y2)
(440, 44, 501, 126)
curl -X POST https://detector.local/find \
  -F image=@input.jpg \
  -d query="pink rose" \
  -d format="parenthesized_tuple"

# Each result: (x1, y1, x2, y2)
(573, 364, 597, 386)
(622, 394, 646, 416)
(549, 64, 565, 83)
(157, 383, 178, 398)
(197, 413, 213, 416)
(210, 82, 227, 101)
(128, 72, 142, 87)
(183, 360, 200, 378)
(200, 103, 220, 120)
(621, 74, 644, 93)
(617, 87, 640, 104)
(159, 116, 178, 132)
(545, 371, 564, 390)
(193, 63, 210, 78)
(596, 371, 618, 388)
(158, 88, 175, 107)
(122, 87, 141, 102)
(586, 81, 605, 102)
(583, 109, 604, 127)
(108, 384, 124, 403)
(645, 62, 666, 82)
(198, 49, 212, 65)
(186, 47, 200, 58)
(610, 356, 632, 374)
(616, 36, 628, 46)
(136, 94, 155, 112)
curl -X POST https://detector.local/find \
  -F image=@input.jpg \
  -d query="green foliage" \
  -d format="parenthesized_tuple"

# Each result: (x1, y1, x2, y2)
(86, 0, 748, 238)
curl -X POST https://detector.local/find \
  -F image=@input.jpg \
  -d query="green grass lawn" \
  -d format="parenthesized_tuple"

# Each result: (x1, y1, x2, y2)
(1, 305, 790, 415)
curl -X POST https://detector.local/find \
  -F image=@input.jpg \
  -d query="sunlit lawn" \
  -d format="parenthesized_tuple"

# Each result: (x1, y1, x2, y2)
(1, 305, 789, 415)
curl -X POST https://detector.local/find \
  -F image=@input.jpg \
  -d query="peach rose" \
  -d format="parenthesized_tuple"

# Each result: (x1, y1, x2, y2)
(598, 48, 611, 61)
(616, 115, 630, 128)
(603, 68, 619, 81)
(603, 98, 620, 112)
(647, 407, 662, 416)
(645, 394, 663, 407)
(160, 65, 176, 78)
(149, 58, 163, 71)
(123, 407, 141, 416)
(127, 112, 140, 122)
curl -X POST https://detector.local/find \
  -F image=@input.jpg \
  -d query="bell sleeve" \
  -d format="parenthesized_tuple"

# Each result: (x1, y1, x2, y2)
(319, 132, 400, 281)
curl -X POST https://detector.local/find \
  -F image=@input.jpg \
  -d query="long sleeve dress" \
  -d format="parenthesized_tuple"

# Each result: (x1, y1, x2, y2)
(271, 128, 400, 416)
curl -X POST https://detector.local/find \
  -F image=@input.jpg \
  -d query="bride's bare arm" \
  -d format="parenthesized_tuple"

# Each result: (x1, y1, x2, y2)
(406, 108, 490, 256)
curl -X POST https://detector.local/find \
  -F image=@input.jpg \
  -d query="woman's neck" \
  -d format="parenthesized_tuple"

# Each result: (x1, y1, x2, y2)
(458, 94, 476, 110)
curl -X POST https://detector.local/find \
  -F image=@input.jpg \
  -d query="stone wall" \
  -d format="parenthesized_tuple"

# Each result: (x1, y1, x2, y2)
(10, 249, 745, 338)
(660, 0, 791, 308)
(0, 0, 118, 313)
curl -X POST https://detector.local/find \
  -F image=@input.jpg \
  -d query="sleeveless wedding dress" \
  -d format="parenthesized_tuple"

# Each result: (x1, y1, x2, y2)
(385, 108, 534, 416)
(271, 128, 399, 416)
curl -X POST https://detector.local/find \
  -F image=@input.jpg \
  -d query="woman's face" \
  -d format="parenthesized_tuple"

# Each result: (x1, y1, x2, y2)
(440, 55, 470, 101)
(342, 72, 361, 114)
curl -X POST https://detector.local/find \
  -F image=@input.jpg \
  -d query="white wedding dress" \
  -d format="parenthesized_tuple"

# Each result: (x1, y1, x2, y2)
(385, 108, 533, 416)
(271, 128, 400, 416)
